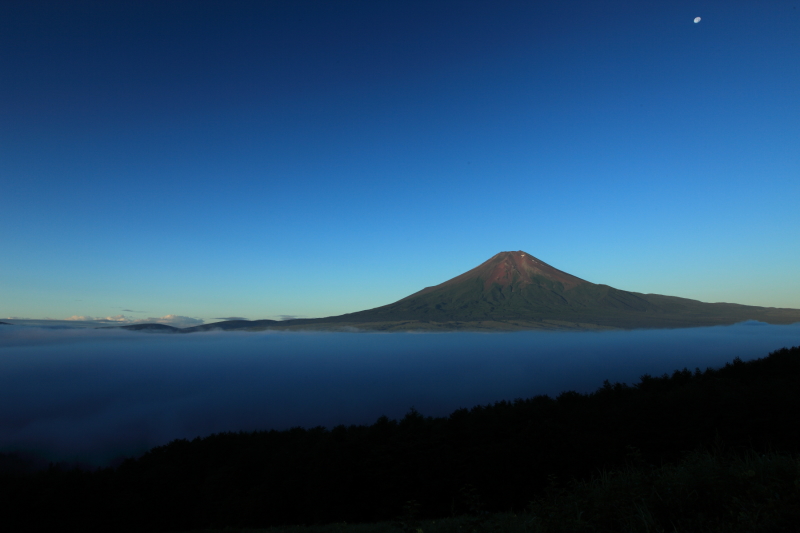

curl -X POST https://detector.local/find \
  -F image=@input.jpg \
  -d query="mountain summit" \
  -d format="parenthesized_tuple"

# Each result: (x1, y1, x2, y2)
(183, 251, 800, 332)
(409, 251, 586, 295)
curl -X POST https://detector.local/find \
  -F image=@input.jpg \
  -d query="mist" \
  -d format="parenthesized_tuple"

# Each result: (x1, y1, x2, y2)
(1, 323, 798, 467)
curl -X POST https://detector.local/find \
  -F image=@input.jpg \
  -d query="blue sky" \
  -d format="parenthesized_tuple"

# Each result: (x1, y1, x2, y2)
(2, 0, 799, 325)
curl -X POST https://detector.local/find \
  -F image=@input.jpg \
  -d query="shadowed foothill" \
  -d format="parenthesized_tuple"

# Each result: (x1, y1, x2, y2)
(115, 323, 180, 332)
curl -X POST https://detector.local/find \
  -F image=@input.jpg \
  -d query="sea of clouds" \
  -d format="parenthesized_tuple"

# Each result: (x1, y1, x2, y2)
(1, 322, 798, 467)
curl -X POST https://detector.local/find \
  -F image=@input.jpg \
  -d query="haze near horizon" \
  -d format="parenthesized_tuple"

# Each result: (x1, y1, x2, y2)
(2, 1, 798, 326)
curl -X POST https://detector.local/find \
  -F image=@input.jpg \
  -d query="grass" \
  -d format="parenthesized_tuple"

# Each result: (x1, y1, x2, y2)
(174, 448, 800, 533)
(171, 513, 527, 533)
(524, 448, 800, 533)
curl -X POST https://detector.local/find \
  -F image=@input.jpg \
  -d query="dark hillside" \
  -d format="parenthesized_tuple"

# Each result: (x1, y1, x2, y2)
(185, 318, 281, 332)
(118, 323, 180, 332)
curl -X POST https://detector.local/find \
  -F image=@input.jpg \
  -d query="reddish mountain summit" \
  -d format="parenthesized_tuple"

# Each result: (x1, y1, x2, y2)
(411, 251, 586, 297)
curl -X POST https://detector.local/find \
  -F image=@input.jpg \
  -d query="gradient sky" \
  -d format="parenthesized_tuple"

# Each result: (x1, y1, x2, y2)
(2, 0, 799, 326)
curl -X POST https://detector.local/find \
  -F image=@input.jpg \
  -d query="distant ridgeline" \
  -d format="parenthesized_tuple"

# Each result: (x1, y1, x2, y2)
(2, 346, 799, 531)
(170, 251, 800, 332)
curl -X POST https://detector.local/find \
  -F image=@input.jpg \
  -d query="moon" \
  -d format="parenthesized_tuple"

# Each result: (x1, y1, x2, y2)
(694, 16, 701, 23)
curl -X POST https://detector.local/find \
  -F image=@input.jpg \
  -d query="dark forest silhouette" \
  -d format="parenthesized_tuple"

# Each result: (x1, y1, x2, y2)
(1, 346, 799, 532)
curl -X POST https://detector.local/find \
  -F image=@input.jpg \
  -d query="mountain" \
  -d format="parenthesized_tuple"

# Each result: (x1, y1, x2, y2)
(185, 251, 800, 332)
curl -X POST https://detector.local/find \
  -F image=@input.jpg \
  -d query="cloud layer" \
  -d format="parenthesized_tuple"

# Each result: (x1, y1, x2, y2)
(4, 315, 204, 328)
(1, 323, 799, 468)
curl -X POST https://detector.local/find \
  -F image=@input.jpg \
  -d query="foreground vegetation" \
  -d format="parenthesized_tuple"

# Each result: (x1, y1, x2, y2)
(2, 346, 799, 532)
(178, 448, 800, 533)
(179, 446, 800, 533)
(180, 450, 800, 533)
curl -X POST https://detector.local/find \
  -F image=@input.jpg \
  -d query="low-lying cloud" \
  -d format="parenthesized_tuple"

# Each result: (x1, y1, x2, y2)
(4, 314, 204, 328)
(140, 315, 204, 328)
(1, 322, 798, 468)
(65, 314, 130, 322)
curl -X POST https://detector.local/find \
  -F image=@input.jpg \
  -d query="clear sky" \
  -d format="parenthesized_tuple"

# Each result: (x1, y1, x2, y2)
(2, 0, 799, 326)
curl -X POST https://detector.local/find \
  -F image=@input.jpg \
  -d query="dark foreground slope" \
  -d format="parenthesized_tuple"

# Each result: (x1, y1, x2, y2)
(185, 251, 800, 332)
(2, 346, 799, 532)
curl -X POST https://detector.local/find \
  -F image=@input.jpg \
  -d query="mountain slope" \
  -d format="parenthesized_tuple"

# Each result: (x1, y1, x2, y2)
(186, 251, 800, 332)
(317, 251, 798, 328)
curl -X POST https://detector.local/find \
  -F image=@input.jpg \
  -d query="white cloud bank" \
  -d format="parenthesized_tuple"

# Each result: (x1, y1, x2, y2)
(4, 315, 204, 328)
(140, 315, 204, 328)
(65, 315, 130, 322)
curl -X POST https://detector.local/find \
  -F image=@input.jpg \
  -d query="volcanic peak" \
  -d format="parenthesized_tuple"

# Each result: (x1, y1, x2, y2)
(478, 251, 587, 290)
(408, 251, 588, 299)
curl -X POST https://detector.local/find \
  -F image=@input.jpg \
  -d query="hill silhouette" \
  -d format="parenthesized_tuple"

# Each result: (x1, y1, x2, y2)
(118, 323, 180, 332)
(184, 251, 800, 332)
